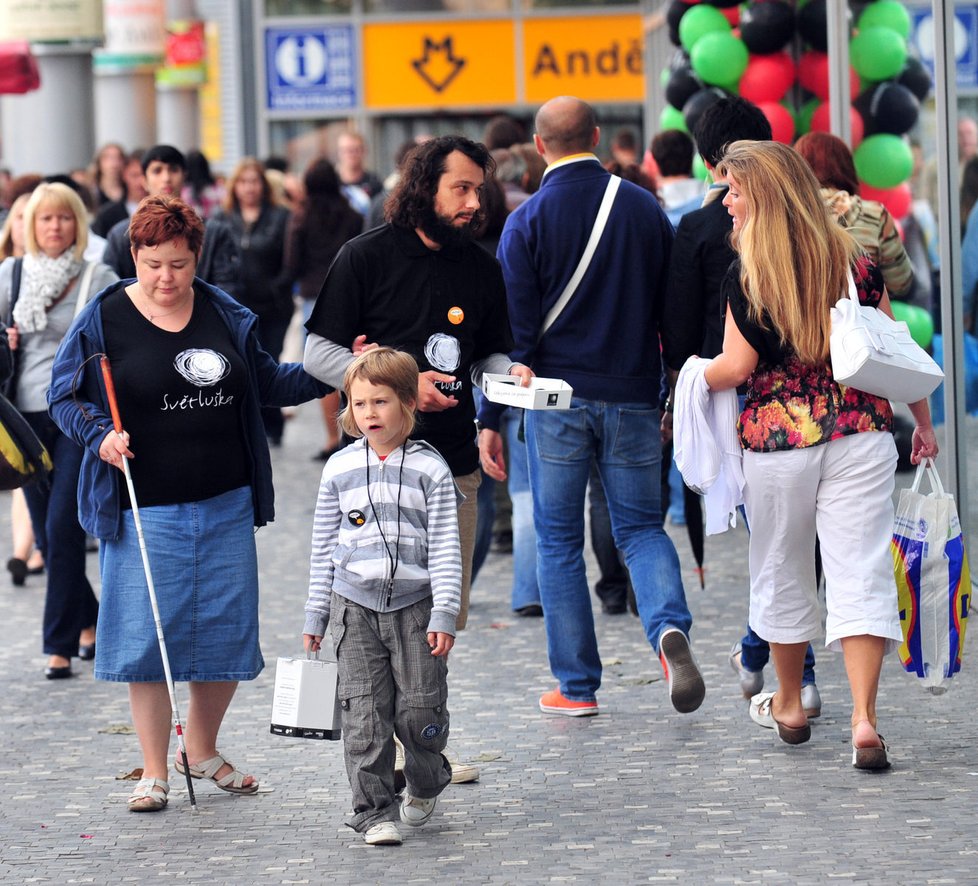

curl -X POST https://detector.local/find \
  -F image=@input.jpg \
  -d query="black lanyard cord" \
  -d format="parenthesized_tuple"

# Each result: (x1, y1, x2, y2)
(365, 441, 406, 607)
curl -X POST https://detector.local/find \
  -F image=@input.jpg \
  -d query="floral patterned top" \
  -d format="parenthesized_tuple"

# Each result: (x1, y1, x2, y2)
(724, 256, 894, 453)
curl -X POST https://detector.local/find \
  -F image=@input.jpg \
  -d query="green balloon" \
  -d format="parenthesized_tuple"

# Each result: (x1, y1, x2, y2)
(693, 154, 708, 182)
(850, 26, 907, 82)
(891, 301, 934, 349)
(854, 134, 913, 188)
(795, 96, 820, 135)
(661, 66, 670, 88)
(660, 104, 688, 133)
(679, 4, 730, 53)
(858, 1, 911, 39)
(691, 32, 749, 86)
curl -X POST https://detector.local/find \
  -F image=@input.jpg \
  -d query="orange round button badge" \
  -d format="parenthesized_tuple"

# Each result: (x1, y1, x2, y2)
(448, 306, 464, 325)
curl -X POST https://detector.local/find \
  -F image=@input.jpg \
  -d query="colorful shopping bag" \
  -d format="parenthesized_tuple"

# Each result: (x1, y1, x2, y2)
(891, 458, 972, 694)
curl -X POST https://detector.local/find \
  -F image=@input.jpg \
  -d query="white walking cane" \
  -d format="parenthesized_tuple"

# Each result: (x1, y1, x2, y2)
(100, 356, 197, 813)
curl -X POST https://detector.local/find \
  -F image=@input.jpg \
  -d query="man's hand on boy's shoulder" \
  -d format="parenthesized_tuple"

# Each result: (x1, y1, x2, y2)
(428, 632, 454, 656)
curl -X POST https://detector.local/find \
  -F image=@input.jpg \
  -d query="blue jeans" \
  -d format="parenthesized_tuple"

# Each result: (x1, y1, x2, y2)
(502, 410, 540, 611)
(471, 410, 540, 611)
(22, 412, 98, 659)
(525, 399, 693, 702)
(741, 625, 816, 685)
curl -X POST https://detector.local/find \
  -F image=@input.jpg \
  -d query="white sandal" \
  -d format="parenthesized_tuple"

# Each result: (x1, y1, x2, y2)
(128, 777, 169, 812)
(174, 752, 258, 794)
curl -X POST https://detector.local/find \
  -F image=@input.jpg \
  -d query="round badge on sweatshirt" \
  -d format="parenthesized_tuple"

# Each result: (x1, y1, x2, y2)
(348, 509, 366, 527)
(447, 306, 464, 325)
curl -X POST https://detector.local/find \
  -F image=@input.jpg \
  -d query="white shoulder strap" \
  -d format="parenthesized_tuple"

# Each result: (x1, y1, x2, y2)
(538, 175, 621, 341)
(73, 262, 97, 319)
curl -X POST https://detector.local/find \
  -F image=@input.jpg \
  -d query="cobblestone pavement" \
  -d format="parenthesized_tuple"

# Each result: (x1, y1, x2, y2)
(2, 401, 976, 885)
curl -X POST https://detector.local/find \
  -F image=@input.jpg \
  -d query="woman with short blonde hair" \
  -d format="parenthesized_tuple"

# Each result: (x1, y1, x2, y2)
(0, 182, 118, 679)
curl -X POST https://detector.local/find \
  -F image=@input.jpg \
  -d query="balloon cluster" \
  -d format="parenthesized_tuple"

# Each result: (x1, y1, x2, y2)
(660, 0, 932, 217)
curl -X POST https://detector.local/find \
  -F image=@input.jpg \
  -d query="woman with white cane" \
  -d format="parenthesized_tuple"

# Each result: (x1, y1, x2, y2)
(49, 196, 331, 811)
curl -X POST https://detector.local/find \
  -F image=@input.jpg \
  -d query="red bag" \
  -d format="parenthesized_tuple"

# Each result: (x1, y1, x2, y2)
(0, 42, 40, 95)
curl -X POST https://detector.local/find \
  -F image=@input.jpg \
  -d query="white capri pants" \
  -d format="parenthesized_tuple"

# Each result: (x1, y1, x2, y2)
(742, 431, 902, 654)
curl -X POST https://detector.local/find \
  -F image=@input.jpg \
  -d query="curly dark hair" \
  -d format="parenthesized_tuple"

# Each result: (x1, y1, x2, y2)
(385, 136, 495, 229)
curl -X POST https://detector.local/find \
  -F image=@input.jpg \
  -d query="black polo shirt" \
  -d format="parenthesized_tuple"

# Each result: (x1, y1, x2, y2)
(306, 223, 513, 476)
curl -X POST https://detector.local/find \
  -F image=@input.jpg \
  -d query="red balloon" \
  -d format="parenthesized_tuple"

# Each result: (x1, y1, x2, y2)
(740, 52, 796, 104)
(798, 51, 859, 101)
(809, 102, 866, 147)
(722, 6, 740, 26)
(860, 181, 913, 219)
(759, 102, 795, 144)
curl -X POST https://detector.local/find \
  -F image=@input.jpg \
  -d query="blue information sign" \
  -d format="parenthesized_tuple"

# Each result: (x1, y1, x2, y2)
(265, 26, 356, 112)
(909, 5, 978, 88)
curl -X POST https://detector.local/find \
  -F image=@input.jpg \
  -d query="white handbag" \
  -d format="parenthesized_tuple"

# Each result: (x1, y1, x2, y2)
(830, 270, 943, 402)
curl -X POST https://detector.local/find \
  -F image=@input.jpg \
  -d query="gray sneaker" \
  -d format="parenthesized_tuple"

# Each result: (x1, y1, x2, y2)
(801, 682, 822, 719)
(400, 793, 437, 828)
(363, 821, 402, 845)
(729, 641, 764, 699)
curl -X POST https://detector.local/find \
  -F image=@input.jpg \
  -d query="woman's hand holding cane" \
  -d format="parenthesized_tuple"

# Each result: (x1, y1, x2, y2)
(99, 429, 133, 470)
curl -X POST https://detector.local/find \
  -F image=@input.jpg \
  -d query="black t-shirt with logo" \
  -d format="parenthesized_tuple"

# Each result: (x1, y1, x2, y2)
(306, 223, 513, 476)
(101, 286, 249, 508)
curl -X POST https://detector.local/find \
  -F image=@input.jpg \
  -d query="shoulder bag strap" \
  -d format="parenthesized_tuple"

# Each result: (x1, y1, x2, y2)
(538, 175, 621, 342)
(73, 261, 96, 319)
(8, 257, 23, 327)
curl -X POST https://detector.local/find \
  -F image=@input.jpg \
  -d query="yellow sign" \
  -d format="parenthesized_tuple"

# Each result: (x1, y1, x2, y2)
(364, 21, 516, 109)
(523, 15, 644, 104)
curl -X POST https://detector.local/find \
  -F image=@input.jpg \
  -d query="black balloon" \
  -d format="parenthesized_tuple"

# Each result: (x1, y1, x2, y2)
(797, 0, 828, 52)
(853, 82, 920, 136)
(668, 48, 691, 72)
(683, 87, 729, 135)
(898, 56, 933, 102)
(740, 0, 795, 54)
(666, 0, 688, 47)
(708, 0, 741, 7)
(666, 66, 703, 111)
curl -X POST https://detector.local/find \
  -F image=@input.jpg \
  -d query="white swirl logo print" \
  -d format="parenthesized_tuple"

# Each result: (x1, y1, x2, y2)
(424, 333, 461, 373)
(173, 349, 231, 387)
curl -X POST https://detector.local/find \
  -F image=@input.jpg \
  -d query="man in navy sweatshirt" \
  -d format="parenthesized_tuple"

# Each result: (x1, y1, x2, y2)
(478, 96, 705, 717)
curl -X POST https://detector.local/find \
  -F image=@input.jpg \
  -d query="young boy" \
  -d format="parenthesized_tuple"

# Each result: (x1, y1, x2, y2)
(303, 347, 461, 846)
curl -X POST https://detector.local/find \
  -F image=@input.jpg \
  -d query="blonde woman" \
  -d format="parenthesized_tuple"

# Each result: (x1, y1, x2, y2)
(1, 193, 46, 585)
(702, 141, 938, 768)
(0, 183, 118, 676)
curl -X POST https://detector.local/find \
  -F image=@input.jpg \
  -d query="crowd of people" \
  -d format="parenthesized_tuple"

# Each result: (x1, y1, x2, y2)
(0, 93, 960, 839)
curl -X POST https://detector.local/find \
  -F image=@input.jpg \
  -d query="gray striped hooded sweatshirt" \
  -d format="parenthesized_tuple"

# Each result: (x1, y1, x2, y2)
(304, 437, 462, 638)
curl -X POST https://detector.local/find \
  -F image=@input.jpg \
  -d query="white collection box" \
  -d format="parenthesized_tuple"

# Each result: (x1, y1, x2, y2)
(482, 373, 573, 410)
(270, 650, 343, 741)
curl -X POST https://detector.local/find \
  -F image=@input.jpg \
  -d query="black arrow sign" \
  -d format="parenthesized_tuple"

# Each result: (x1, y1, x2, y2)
(412, 36, 466, 93)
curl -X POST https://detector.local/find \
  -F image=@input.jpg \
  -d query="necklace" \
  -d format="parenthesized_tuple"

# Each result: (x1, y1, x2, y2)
(139, 293, 193, 324)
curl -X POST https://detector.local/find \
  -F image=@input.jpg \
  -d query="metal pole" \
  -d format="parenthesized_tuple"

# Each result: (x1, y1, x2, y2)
(932, 0, 970, 535)
(642, 1, 667, 150)
(826, 0, 851, 145)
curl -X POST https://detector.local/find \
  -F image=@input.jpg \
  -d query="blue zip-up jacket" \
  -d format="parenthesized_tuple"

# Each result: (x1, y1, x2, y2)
(48, 277, 331, 540)
(478, 155, 674, 431)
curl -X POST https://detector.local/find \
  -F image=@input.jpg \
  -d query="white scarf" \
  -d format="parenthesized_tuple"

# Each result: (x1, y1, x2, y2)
(13, 251, 84, 333)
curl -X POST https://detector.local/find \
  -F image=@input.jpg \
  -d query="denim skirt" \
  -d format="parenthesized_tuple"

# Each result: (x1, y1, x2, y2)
(95, 486, 264, 683)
